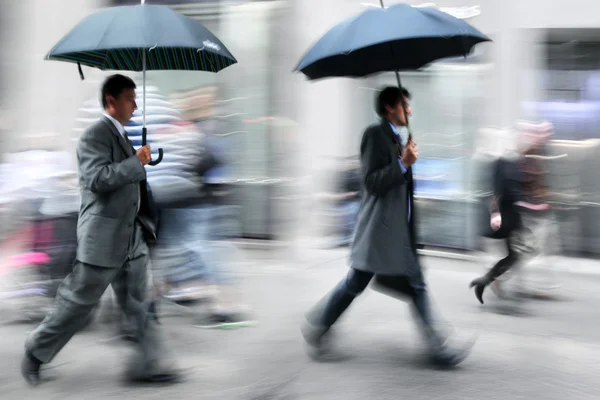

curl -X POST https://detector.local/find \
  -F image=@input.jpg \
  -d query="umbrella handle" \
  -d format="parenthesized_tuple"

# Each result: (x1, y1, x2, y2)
(141, 127, 164, 166)
(148, 149, 163, 166)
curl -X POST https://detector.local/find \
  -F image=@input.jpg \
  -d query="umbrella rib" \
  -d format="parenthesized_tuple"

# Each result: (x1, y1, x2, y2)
(181, 47, 189, 70)
(207, 53, 218, 72)
(96, 12, 121, 57)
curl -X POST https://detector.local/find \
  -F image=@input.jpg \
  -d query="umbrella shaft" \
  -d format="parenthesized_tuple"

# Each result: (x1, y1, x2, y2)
(143, 53, 146, 130)
(142, 0, 146, 140)
(394, 70, 412, 140)
(142, 46, 147, 145)
(378, 0, 412, 139)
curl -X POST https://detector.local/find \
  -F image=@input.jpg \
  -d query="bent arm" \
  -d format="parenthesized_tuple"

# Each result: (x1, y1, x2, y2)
(77, 131, 146, 193)
(361, 127, 406, 196)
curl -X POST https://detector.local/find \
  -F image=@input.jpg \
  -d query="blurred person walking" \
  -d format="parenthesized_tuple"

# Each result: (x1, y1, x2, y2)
(21, 74, 179, 386)
(150, 118, 252, 328)
(315, 157, 362, 247)
(301, 87, 472, 368)
(470, 122, 553, 303)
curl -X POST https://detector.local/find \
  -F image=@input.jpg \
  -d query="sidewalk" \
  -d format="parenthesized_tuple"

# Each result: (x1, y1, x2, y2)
(1, 243, 600, 399)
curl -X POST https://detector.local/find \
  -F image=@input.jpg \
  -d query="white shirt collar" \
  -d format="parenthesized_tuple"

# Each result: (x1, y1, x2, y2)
(103, 113, 126, 137)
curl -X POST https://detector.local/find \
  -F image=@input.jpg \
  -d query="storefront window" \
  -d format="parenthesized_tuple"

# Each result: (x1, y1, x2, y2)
(523, 35, 600, 140)
(523, 31, 600, 255)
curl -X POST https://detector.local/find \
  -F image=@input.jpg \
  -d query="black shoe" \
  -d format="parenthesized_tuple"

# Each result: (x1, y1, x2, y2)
(469, 276, 491, 304)
(122, 334, 138, 343)
(21, 352, 42, 387)
(128, 371, 181, 384)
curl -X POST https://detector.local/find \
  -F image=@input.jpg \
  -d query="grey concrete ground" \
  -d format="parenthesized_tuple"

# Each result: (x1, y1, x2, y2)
(1, 247, 599, 399)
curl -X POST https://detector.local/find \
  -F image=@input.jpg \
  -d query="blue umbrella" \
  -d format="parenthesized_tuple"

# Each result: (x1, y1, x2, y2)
(295, 2, 490, 138)
(46, 0, 237, 165)
(295, 2, 489, 79)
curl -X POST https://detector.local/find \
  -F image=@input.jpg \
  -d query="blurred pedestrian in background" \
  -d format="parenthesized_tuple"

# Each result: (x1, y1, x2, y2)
(470, 121, 553, 303)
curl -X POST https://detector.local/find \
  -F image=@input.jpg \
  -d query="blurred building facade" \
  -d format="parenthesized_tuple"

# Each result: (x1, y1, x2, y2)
(3, 0, 600, 255)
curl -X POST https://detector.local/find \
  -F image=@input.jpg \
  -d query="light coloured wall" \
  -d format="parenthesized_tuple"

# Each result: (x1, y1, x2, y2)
(2, 0, 108, 156)
(290, 0, 368, 243)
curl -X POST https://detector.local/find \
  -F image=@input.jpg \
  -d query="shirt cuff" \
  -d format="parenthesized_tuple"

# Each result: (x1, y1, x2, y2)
(398, 159, 407, 174)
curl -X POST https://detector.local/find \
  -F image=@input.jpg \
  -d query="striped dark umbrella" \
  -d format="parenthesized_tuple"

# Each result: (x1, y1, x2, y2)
(46, 1, 237, 165)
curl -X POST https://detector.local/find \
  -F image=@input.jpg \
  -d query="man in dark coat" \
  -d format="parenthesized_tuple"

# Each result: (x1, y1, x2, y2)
(301, 87, 472, 367)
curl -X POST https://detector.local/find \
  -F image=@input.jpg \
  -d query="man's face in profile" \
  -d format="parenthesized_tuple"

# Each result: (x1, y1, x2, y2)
(107, 88, 137, 124)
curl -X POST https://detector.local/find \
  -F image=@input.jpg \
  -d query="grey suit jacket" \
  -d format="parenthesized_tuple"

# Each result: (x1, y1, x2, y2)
(349, 121, 420, 277)
(76, 116, 154, 268)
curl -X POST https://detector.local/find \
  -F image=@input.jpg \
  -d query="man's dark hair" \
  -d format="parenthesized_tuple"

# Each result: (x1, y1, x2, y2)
(101, 74, 136, 109)
(375, 86, 411, 118)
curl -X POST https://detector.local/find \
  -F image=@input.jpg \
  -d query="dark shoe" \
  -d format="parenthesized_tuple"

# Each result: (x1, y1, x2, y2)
(470, 276, 491, 304)
(21, 352, 42, 387)
(122, 334, 138, 343)
(128, 371, 181, 384)
(125, 361, 182, 385)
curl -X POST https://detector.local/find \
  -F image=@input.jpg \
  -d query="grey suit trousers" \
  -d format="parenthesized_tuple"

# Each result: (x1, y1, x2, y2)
(26, 222, 165, 376)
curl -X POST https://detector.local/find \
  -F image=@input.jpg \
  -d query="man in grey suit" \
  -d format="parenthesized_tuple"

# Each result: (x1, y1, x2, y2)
(301, 87, 472, 368)
(21, 74, 179, 385)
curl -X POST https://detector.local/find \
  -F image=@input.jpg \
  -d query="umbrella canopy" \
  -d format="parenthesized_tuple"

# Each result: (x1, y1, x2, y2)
(295, 3, 490, 80)
(46, 3, 237, 166)
(46, 4, 237, 73)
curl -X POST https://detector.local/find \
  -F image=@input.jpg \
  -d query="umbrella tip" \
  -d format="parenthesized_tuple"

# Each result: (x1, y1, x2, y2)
(77, 62, 85, 81)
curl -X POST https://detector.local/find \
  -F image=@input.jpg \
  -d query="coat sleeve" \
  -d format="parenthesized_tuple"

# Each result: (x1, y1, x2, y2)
(490, 159, 502, 214)
(503, 160, 524, 205)
(360, 126, 406, 196)
(77, 127, 147, 194)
